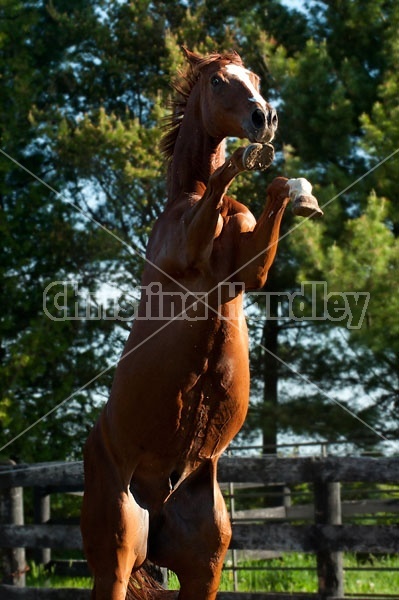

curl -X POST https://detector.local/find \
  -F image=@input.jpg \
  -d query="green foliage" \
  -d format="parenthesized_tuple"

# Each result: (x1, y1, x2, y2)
(274, 39, 354, 164)
(1, 0, 398, 461)
(290, 189, 399, 439)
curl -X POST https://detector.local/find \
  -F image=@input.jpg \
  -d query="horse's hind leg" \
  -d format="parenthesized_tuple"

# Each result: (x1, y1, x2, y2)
(149, 459, 231, 600)
(81, 422, 149, 600)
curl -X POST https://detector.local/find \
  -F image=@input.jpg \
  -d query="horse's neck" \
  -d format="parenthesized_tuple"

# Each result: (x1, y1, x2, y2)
(166, 94, 226, 203)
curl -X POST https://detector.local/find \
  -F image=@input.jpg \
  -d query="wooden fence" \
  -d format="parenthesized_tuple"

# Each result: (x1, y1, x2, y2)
(1, 456, 399, 599)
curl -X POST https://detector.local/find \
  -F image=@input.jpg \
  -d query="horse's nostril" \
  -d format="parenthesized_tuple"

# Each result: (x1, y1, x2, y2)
(268, 109, 278, 130)
(252, 108, 266, 130)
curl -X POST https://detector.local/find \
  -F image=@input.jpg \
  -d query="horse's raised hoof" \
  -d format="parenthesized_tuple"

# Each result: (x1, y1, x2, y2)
(292, 194, 324, 218)
(242, 143, 274, 171)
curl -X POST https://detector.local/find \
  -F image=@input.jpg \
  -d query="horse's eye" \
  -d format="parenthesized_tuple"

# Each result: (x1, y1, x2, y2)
(211, 75, 221, 87)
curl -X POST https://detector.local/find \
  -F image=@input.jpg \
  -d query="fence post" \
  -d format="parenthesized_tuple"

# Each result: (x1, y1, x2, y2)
(0, 463, 26, 586)
(33, 486, 51, 566)
(314, 480, 344, 598)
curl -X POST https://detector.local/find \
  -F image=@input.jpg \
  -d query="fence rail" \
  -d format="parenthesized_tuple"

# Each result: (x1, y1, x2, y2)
(1, 456, 399, 600)
(1, 455, 399, 489)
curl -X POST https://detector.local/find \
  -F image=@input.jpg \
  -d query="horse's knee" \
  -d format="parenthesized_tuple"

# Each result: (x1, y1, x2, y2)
(149, 459, 231, 574)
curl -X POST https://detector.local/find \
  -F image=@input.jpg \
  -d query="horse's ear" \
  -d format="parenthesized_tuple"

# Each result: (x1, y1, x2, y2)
(181, 46, 202, 67)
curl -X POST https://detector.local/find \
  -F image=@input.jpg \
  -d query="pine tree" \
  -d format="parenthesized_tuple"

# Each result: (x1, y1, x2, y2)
(226, 0, 399, 449)
(279, 0, 399, 446)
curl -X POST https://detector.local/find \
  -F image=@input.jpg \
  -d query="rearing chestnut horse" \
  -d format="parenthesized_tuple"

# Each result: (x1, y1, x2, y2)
(81, 48, 293, 600)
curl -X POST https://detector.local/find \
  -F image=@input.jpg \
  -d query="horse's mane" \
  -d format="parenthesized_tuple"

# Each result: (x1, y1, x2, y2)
(160, 51, 243, 159)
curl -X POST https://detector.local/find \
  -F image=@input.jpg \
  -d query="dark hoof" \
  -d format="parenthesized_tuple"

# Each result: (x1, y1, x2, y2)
(292, 194, 324, 218)
(242, 143, 274, 171)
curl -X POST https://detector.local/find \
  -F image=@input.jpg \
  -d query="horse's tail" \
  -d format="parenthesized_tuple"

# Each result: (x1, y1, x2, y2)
(127, 562, 178, 600)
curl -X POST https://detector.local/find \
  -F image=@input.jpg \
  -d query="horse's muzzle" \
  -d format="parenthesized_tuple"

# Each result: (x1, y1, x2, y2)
(247, 106, 278, 143)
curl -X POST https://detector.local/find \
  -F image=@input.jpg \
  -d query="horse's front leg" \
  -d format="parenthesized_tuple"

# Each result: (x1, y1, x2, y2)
(184, 143, 275, 268)
(236, 176, 292, 289)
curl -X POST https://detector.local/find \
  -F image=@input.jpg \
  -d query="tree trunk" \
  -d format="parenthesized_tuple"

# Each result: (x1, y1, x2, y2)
(261, 290, 279, 454)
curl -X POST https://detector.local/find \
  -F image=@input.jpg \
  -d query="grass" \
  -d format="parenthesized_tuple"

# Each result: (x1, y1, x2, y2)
(26, 554, 399, 594)
(168, 553, 399, 594)
(27, 562, 92, 589)
(344, 554, 399, 594)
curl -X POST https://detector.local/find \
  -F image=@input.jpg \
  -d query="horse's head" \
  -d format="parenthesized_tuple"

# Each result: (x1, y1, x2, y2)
(183, 48, 278, 144)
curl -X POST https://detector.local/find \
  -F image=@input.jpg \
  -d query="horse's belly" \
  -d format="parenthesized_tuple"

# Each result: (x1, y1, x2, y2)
(107, 318, 250, 471)
(175, 365, 250, 461)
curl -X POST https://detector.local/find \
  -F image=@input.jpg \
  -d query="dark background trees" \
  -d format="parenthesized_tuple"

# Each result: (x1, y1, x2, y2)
(1, 0, 398, 462)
